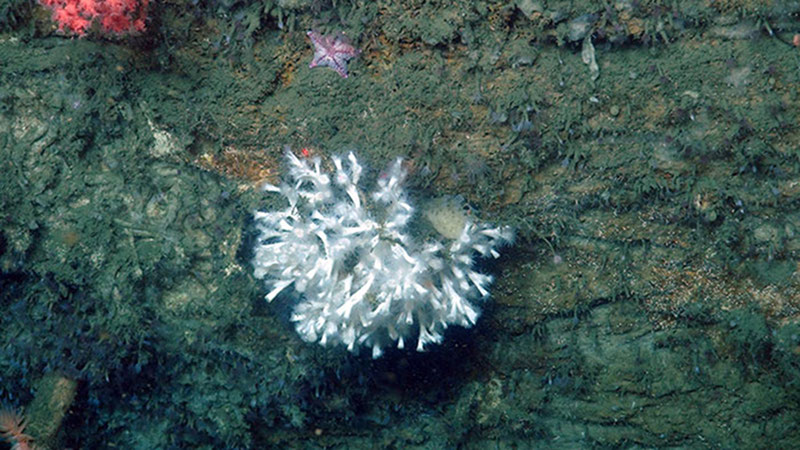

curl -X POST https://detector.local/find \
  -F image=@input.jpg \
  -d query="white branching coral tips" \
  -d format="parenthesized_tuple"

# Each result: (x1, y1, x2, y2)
(252, 151, 513, 358)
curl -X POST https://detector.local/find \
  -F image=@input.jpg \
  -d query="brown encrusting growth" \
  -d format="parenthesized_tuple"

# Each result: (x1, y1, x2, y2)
(194, 146, 280, 188)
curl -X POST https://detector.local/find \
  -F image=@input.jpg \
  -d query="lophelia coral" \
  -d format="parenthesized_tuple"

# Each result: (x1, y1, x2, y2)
(38, 0, 149, 36)
(252, 151, 513, 358)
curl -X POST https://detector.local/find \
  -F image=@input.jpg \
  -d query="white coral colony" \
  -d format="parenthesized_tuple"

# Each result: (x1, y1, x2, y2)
(252, 151, 514, 358)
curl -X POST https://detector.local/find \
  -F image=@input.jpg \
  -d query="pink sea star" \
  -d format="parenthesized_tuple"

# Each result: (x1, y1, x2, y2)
(307, 30, 361, 78)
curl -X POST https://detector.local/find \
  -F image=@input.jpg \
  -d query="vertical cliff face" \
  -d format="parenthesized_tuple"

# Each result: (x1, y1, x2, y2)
(1, 0, 799, 448)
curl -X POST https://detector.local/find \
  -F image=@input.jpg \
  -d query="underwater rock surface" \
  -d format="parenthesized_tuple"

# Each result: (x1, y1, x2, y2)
(1, 0, 799, 447)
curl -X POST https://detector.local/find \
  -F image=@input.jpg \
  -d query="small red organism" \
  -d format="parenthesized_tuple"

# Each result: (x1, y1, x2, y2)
(38, 0, 149, 37)
(0, 408, 34, 450)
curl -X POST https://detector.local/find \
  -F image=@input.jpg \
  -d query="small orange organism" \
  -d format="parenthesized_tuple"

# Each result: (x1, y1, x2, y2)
(0, 408, 34, 450)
